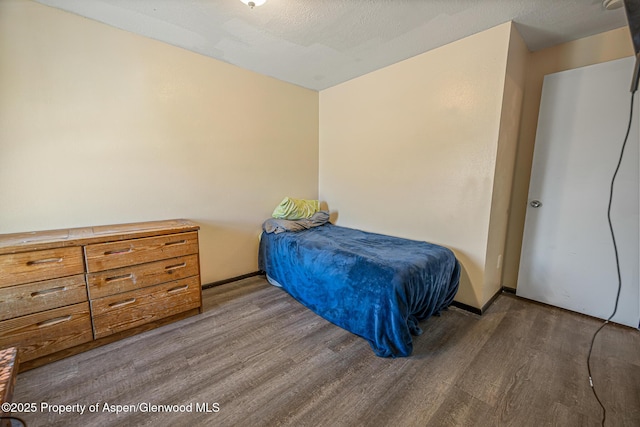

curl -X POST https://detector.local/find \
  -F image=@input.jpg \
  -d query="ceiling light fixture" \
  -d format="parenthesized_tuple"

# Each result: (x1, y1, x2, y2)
(240, 0, 266, 8)
(603, 0, 624, 10)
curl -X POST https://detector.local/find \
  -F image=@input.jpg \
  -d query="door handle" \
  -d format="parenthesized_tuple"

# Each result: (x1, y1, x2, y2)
(530, 200, 542, 208)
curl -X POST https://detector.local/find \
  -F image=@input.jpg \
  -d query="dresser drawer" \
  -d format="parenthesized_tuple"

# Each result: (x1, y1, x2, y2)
(0, 275, 88, 321)
(84, 232, 199, 273)
(0, 247, 84, 288)
(0, 302, 93, 363)
(91, 276, 201, 339)
(86, 254, 199, 299)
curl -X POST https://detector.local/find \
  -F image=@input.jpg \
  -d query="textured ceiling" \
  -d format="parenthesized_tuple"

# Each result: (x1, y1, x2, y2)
(33, 0, 629, 90)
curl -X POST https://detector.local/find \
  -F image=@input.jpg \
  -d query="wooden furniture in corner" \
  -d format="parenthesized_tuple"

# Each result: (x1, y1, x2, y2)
(0, 220, 203, 372)
(0, 347, 18, 427)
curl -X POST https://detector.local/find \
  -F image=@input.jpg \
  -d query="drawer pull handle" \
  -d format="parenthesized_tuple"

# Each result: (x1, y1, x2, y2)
(37, 315, 72, 328)
(31, 286, 66, 297)
(163, 240, 186, 247)
(108, 298, 136, 308)
(165, 262, 187, 272)
(27, 257, 63, 266)
(104, 248, 132, 256)
(105, 273, 133, 283)
(167, 285, 189, 294)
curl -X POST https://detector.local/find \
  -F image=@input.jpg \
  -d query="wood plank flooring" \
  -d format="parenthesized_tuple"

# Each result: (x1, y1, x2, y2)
(10, 276, 640, 426)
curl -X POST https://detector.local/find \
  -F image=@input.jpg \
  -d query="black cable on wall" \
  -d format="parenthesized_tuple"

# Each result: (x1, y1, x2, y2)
(586, 89, 636, 427)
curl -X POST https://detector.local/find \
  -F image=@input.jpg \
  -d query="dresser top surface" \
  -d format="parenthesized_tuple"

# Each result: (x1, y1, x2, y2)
(0, 219, 200, 255)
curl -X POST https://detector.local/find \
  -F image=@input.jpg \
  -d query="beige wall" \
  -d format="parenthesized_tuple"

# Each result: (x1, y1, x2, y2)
(483, 24, 528, 304)
(501, 27, 634, 289)
(0, 0, 319, 284)
(2, 0, 631, 302)
(319, 22, 523, 309)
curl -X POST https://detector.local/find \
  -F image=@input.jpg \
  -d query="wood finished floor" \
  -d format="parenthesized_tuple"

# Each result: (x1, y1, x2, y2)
(11, 276, 640, 427)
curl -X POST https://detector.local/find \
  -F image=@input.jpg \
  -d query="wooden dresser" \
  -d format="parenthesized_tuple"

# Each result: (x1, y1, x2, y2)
(0, 219, 202, 371)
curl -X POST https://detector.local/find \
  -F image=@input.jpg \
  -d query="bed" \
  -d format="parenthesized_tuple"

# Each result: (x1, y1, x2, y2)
(258, 220, 460, 357)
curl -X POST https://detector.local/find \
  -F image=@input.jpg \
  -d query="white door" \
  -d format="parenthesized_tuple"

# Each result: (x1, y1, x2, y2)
(517, 57, 639, 328)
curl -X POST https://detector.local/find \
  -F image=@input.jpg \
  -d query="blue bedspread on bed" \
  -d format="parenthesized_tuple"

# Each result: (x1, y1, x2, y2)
(258, 224, 460, 357)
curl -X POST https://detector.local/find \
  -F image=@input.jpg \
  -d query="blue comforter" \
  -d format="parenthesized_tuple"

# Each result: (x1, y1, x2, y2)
(258, 224, 460, 357)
